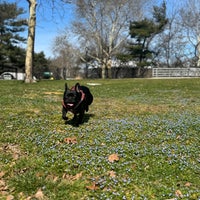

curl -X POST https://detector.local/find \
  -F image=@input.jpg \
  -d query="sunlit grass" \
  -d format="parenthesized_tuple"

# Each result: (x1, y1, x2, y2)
(0, 78, 200, 199)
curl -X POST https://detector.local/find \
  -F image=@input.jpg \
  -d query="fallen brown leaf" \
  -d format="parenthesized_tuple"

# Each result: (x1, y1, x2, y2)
(0, 171, 5, 178)
(6, 195, 14, 200)
(63, 137, 77, 144)
(62, 172, 82, 181)
(185, 182, 191, 187)
(175, 190, 183, 198)
(46, 174, 59, 183)
(3, 144, 22, 160)
(34, 188, 44, 199)
(108, 170, 116, 178)
(86, 182, 99, 190)
(74, 172, 83, 180)
(0, 179, 6, 187)
(108, 154, 119, 163)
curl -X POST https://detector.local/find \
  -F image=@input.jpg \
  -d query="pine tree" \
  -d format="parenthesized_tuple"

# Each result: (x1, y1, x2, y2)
(0, 1, 27, 67)
(33, 51, 50, 79)
(118, 1, 168, 75)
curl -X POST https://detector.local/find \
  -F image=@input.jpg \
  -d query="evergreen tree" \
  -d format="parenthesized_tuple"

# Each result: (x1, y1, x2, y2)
(33, 51, 50, 79)
(118, 1, 168, 72)
(0, 1, 27, 67)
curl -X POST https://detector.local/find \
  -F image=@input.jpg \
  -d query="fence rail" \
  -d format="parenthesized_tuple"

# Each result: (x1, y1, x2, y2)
(152, 68, 200, 77)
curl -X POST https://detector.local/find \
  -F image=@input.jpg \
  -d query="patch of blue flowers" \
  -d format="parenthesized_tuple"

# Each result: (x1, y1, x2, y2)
(14, 110, 200, 199)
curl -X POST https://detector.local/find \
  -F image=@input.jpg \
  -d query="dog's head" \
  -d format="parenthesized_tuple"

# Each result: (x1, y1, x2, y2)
(63, 83, 81, 109)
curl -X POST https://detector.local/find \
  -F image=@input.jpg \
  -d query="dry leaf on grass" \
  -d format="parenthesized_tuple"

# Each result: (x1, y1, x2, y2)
(185, 182, 191, 187)
(175, 190, 183, 198)
(108, 154, 120, 163)
(3, 144, 22, 160)
(0, 179, 6, 188)
(74, 172, 83, 180)
(46, 174, 59, 183)
(63, 137, 77, 144)
(62, 172, 83, 181)
(108, 170, 116, 178)
(86, 182, 99, 190)
(6, 195, 14, 200)
(34, 188, 44, 199)
(0, 171, 5, 178)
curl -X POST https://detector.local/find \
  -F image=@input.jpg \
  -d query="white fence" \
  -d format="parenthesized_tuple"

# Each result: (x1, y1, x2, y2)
(152, 68, 200, 77)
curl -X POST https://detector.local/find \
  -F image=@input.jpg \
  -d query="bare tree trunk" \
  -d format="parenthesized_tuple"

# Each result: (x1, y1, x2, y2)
(101, 59, 112, 78)
(25, 0, 37, 83)
(102, 63, 106, 79)
(101, 58, 109, 79)
(107, 59, 112, 78)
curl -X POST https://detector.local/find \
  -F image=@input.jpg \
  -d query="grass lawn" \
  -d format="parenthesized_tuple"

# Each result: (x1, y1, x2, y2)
(0, 78, 199, 200)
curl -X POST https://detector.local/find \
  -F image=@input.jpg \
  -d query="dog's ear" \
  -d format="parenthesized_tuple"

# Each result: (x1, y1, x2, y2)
(75, 83, 80, 92)
(65, 83, 68, 91)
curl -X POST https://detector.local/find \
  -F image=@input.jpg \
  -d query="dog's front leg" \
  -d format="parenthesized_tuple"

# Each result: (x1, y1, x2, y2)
(62, 107, 68, 120)
(72, 113, 79, 126)
(78, 110, 85, 125)
(72, 113, 77, 121)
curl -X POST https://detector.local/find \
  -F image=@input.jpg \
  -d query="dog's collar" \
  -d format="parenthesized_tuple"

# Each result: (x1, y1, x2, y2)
(62, 89, 85, 110)
(62, 100, 67, 109)
(74, 90, 85, 109)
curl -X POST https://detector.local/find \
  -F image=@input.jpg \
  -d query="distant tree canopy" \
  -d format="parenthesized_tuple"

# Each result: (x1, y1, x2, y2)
(117, 1, 168, 68)
(0, 1, 27, 67)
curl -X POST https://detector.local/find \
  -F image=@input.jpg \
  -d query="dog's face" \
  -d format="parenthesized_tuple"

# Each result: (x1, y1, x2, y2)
(63, 83, 81, 109)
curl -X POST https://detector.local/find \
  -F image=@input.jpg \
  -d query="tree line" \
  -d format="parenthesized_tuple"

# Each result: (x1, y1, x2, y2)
(0, 1, 49, 79)
(1, 0, 200, 80)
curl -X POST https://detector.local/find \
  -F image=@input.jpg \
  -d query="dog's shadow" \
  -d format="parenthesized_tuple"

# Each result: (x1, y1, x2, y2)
(64, 113, 95, 127)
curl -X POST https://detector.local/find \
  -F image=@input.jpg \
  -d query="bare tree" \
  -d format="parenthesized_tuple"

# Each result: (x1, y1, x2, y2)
(52, 33, 80, 79)
(72, 0, 153, 78)
(24, 0, 71, 83)
(180, 0, 200, 67)
(153, 3, 184, 67)
(148, 0, 200, 68)
(25, 0, 37, 83)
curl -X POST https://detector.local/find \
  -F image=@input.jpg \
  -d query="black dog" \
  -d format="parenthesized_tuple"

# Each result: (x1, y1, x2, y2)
(62, 83, 93, 125)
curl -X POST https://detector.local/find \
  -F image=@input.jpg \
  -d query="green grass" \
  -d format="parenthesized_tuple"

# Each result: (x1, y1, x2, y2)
(0, 78, 200, 200)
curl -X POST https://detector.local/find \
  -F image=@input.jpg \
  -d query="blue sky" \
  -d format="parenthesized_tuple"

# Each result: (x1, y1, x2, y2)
(5, 0, 186, 58)
(6, 0, 74, 58)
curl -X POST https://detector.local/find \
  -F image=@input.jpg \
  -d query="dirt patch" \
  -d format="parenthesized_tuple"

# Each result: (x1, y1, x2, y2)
(43, 91, 62, 95)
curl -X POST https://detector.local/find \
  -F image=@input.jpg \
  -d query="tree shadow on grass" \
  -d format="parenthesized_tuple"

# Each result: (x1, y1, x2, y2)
(64, 113, 95, 127)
